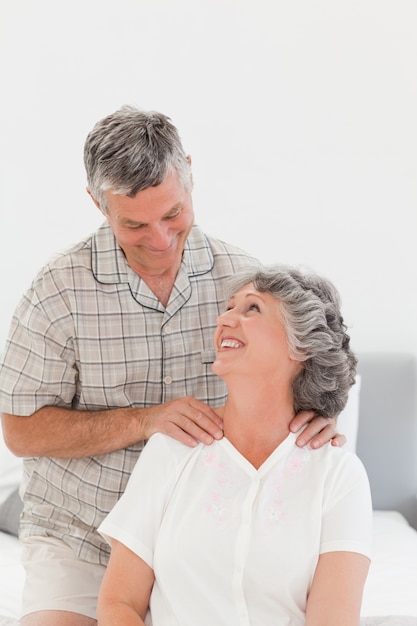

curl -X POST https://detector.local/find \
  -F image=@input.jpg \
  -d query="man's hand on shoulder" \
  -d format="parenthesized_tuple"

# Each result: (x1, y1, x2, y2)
(140, 397, 224, 448)
(289, 410, 346, 449)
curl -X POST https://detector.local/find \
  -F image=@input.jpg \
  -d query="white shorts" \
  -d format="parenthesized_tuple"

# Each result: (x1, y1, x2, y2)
(21, 536, 106, 619)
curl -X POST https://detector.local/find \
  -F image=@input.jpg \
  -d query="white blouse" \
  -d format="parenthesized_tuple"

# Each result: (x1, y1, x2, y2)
(99, 432, 372, 626)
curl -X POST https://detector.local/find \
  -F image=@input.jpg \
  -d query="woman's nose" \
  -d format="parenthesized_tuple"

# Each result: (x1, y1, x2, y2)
(217, 309, 237, 326)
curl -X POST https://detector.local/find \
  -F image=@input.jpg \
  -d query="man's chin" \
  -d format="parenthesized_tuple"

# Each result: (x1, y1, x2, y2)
(136, 251, 181, 273)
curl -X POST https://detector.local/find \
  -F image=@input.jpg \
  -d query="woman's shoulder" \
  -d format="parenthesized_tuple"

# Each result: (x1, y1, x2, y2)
(143, 433, 204, 464)
(317, 444, 371, 493)
(296, 440, 369, 487)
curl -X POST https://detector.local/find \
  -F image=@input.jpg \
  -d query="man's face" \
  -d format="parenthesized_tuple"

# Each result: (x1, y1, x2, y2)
(100, 169, 195, 277)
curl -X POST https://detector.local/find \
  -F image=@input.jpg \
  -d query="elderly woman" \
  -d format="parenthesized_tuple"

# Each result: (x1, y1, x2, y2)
(97, 265, 372, 626)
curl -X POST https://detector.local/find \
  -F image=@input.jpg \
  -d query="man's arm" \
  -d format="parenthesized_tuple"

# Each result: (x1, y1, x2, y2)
(2, 406, 342, 459)
(2, 405, 343, 459)
(1, 397, 224, 459)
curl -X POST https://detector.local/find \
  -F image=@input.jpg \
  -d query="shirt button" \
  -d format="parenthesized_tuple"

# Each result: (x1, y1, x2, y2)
(163, 376, 173, 385)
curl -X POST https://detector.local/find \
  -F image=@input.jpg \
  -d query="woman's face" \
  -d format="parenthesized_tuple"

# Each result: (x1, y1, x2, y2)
(212, 283, 302, 384)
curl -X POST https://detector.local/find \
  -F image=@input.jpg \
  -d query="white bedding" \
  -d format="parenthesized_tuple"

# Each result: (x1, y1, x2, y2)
(1, 510, 417, 625)
(0, 530, 24, 621)
(362, 511, 417, 618)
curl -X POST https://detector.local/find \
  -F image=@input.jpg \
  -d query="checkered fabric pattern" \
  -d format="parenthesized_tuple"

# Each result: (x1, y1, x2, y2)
(0, 222, 258, 564)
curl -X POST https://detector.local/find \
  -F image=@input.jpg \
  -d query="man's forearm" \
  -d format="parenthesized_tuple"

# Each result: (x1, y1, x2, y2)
(2, 396, 224, 459)
(1, 406, 147, 459)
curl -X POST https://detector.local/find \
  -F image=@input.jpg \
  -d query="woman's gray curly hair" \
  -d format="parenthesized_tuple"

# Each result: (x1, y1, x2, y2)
(224, 264, 357, 418)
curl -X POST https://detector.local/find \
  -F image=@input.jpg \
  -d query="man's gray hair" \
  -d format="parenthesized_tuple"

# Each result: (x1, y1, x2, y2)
(225, 265, 357, 418)
(84, 105, 192, 211)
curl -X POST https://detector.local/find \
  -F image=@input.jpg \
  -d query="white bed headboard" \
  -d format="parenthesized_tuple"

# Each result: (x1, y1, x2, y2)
(356, 352, 417, 530)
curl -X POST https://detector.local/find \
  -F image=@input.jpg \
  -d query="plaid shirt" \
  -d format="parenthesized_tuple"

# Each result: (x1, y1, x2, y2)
(0, 222, 258, 564)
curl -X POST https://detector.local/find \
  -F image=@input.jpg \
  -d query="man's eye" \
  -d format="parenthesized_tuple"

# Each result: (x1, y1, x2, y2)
(165, 209, 181, 220)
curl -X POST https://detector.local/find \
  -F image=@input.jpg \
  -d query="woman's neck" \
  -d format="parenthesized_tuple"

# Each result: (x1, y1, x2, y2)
(221, 386, 295, 469)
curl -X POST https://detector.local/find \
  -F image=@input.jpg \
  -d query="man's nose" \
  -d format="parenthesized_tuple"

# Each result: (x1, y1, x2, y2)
(147, 223, 172, 250)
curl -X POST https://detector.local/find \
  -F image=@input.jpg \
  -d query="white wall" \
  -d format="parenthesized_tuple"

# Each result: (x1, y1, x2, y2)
(1, 0, 416, 361)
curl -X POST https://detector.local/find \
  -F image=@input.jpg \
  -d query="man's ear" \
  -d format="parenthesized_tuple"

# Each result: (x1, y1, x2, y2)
(186, 155, 193, 189)
(86, 187, 104, 213)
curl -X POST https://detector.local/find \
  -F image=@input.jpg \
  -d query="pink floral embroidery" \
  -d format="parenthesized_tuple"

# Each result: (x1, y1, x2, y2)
(262, 447, 311, 530)
(202, 447, 234, 526)
(201, 444, 311, 528)
(207, 493, 227, 525)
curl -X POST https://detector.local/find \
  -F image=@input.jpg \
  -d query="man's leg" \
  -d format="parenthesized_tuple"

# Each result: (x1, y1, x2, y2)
(20, 536, 106, 624)
(21, 610, 96, 625)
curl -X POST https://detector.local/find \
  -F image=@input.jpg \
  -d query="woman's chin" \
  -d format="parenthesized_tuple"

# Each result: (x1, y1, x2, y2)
(211, 358, 226, 378)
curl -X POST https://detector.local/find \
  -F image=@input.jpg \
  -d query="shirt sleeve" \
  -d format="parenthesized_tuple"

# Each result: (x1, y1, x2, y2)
(320, 451, 373, 558)
(98, 434, 194, 569)
(0, 273, 77, 415)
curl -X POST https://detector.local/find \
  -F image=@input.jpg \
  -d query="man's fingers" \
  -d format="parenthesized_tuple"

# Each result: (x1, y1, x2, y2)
(187, 400, 224, 429)
(175, 409, 223, 445)
(143, 398, 224, 447)
(289, 409, 316, 432)
(331, 433, 346, 447)
(295, 417, 337, 448)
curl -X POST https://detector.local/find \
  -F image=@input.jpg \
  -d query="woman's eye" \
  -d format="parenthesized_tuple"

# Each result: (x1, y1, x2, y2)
(248, 303, 260, 312)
